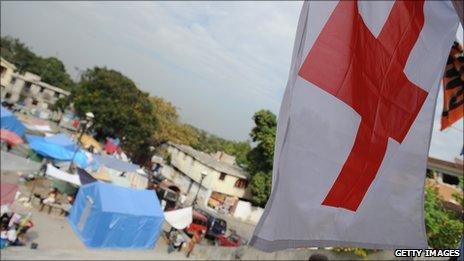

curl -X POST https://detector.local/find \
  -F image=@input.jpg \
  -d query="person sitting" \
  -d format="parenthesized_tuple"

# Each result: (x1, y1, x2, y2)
(43, 188, 58, 204)
(40, 188, 59, 211)
(61, 195, 75, 216)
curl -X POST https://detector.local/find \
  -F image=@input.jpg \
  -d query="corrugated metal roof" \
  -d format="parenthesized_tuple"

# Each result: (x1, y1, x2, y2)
(168, 142, 250, 180)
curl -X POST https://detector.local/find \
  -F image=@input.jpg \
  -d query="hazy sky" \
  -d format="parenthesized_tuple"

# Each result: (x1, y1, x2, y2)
(1, 1, 462, 161)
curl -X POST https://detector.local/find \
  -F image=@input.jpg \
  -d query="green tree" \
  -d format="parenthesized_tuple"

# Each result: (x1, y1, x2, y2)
(424, 183, 463, 249)
(189, 125, 251, 167)
(1, 36, 74, 90)
(250, 171, 272, 207)
(246, 110, 277, 206)
(72, 67, 157, 162)
(149, 96, 198, 146)
(38, 57, 74, 89)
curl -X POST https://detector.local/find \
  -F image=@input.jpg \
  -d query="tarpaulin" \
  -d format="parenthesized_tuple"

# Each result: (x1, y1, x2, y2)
(46, 164, 81, 186)
(68, 182, 164, 249)
(1, 183, 18, 206)
(94, 167, 112, 182)
(93, 154, 139, 172)
(0, 129, 24, 145)
(164, 207, 192, 230)
(104, 138, 119, 154)
(80, 134, 102, 152)
(44, 133, 77, 150)
(77, 168, 97, 185)
(26, 134, 89, 168)
(24, 123, 53, 133)
(0, 106, 26, 137)
(0, 151, 41, 173)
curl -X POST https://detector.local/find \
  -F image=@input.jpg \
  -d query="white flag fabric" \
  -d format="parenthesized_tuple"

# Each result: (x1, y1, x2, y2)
(250, 0, 460, 251)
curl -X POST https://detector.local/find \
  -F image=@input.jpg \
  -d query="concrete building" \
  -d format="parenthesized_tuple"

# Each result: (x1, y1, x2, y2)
(162, 142, 252, 213)
(427, 157, 463, 212)
(0, 57, 70, 110)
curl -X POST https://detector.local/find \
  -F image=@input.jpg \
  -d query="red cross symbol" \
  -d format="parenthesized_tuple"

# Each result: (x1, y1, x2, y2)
(299, 1, 427, 211)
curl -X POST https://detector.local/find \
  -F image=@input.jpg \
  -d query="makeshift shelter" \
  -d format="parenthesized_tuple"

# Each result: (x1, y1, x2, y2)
(164, 207, 192, 230)
(46, 164, 81, 186)
(80, 134, 102, 152)
(0, 129, 24, 145)
(26, 134, 89, 168)
(104, 137, 119, 154)
(68, 182, 164, 249)
(93, 154, 139, 172)
(93, 167, 112, 182)
(0, 182, 18, 214)
(0, 106, 26, 136)
(1, 183, 18, 206)
(77, 168, 97, 185)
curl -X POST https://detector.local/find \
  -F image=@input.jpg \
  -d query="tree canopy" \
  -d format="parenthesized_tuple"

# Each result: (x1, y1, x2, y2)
(190, 126, 251, 167)
(1, 36, 74, 90)
(246, 110, 277, 207)
(149, 96, 198, 147)
(424, 182, 463, 249)
(72, 67, 157, 162)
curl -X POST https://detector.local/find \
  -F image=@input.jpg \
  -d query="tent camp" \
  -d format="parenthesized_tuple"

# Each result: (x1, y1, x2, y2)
(26, 134, 89, 168)
(1, 106, 26, 136)
(68, 182, 164, 249)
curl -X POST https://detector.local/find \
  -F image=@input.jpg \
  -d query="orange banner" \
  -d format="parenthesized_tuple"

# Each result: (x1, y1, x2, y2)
(441, 41, 464, 130)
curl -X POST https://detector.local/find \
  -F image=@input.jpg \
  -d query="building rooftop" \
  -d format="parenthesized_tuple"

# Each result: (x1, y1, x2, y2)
(1, 57, 17, 70)
(427, 157, 463, 178)
(168, 142, 250, 180)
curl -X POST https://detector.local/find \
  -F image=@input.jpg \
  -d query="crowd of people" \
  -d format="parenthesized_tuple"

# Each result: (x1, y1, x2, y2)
(166, 228, 204, 258)
(0, 211, 33, 249)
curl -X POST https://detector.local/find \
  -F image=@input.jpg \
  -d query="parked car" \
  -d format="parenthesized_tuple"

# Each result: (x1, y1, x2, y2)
(186, 208, 227, 241)
(185, 210, 209, 236)
(204, 216, 227, 241)
(215, 233, 241, 247)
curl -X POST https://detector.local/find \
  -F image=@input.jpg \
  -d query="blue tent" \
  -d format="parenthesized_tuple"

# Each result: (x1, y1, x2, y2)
(68, 182, 164, 249)
(0, 106, 26, 136)
(26, 134, 89, 168)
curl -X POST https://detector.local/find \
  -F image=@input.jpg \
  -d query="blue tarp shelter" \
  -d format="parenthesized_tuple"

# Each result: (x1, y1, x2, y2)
(0, 106, 26, 136)
(68, 182, 164, 249)
(93, 154, 139, 172)
(26, 134, 89, 168)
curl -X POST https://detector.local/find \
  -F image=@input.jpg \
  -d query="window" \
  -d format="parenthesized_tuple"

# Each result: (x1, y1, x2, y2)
(23, 82, 31, 92)
(54, 92, 60, 98)
(219, 173, 226, 181)
(32, 99, 38, 106)
(39, 87, 45, 93)
(5, 92, 12, 99)
(442, 174, 459, 186)
(10, 77, 16, 85)
(234, 179, 248, 189)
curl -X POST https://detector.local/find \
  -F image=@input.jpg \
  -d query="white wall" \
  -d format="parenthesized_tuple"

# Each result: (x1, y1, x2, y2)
(167, 145, 249, 199)
(233, 200, 264, 224)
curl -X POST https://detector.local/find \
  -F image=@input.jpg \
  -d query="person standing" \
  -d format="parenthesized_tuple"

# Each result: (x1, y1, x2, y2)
(186, 231, 202, 258)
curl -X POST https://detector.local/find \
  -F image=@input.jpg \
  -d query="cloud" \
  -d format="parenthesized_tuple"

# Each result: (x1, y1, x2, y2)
(1, 1, 461, 161)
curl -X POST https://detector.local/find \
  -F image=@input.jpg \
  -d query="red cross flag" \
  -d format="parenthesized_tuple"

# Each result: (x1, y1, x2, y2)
(251, 1, 461, 251)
